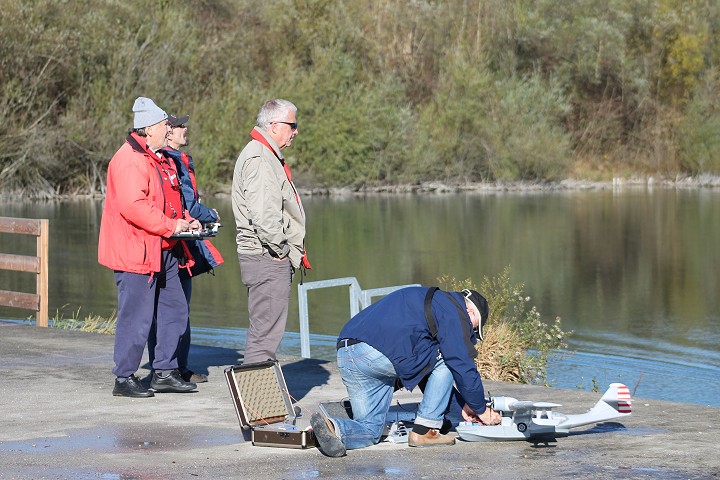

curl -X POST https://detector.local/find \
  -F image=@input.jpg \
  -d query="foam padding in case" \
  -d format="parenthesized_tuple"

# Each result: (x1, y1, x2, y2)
(232, 365, 288, 423)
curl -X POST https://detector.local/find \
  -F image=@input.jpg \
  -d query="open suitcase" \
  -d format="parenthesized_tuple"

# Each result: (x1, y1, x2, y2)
(224, 360, 315, 449)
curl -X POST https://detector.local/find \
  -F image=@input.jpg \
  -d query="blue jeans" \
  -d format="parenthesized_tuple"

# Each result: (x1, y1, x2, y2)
(333, 342, 454, 450)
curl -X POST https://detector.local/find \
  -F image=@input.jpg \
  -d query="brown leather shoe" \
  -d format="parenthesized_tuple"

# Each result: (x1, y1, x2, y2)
(408, 429, 456, 447)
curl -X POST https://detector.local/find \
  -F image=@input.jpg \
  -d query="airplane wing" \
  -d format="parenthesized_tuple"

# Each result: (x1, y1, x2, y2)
(491, 396, 563, 412)
(529, 401, 562, 409)
(508, 401, 562, 411)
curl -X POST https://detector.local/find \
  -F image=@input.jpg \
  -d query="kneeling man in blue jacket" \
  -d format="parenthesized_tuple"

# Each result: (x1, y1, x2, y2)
(311, 286, 502, 457)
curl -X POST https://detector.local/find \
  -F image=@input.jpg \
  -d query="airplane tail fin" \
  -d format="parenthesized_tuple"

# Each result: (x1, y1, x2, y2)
(598, 382, 633, 415)
(557, 382, 632, 429)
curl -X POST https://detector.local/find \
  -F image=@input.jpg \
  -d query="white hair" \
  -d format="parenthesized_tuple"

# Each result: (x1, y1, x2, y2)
(256, 99, 297, 129)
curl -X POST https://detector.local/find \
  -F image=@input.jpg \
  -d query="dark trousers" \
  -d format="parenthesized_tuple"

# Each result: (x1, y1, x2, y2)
(147, 269, 192, 372)
(112, 251, 189, 377)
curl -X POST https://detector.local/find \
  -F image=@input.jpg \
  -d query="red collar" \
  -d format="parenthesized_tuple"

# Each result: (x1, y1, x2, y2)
(250, 129, 282, 162)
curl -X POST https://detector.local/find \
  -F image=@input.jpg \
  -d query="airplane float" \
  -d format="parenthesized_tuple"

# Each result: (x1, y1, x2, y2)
(456, 383, 632, 442)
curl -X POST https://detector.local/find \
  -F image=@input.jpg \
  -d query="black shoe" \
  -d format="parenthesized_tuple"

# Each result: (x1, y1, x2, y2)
(113, 375, 154, 398)
(181, 370, 208, 383)
(310, 413, 346, 457)
(150, 369, 197, 393)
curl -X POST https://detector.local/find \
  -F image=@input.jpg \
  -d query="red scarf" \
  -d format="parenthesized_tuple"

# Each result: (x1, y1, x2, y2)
(250, 129, 312, 269)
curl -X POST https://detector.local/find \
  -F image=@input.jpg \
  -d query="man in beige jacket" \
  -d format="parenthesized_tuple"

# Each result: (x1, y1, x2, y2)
(231, 99, 307, 363)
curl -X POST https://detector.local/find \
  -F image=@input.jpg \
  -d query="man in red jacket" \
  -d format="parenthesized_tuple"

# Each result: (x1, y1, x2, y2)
(98, 97, 201, 398)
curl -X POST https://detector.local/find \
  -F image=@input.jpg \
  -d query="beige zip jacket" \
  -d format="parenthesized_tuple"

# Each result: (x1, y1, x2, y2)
(231, 127, 306, 268)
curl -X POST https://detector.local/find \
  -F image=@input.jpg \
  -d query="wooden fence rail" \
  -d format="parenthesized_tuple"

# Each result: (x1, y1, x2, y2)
(0, 217, 49, 327)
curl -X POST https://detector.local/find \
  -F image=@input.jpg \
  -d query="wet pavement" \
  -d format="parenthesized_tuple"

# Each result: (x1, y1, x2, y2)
(1, 321, 718, 479)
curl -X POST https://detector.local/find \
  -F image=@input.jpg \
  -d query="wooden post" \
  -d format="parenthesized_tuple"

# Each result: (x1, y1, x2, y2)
(37, 219, 49, 327)
(0, 217, 50, 327)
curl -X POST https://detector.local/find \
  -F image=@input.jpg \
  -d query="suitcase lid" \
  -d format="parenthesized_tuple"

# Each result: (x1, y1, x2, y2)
(224, 360, 296, 429)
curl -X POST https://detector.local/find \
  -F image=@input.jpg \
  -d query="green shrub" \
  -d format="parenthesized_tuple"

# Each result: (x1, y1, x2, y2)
(411, 53, 497, 182)
(487, 74, 572, 181)
(413, 54, 571, 182)
(678, 68, 720, 174)
(285, 47, 413, 186)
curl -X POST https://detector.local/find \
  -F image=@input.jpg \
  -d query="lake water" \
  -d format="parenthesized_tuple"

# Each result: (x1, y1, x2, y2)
(1, 188, 719, 407)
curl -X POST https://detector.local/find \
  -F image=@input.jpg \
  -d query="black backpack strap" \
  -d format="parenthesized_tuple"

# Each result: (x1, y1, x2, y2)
(442, 291, 468, 318)
(424, 287, 440, 339)
(443, 291, 478, 359)
(425, 287, 471, 341)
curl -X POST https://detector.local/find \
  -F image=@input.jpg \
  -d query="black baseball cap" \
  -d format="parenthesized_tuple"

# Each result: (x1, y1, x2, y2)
(168, 113, 190, 127)
(462, 289, 489, 340)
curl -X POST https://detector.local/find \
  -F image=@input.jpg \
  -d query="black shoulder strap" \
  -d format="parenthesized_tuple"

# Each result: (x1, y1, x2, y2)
(424, 287, 468, 340)
(424, 287, 440, 339)
(443, 291, 467, 316)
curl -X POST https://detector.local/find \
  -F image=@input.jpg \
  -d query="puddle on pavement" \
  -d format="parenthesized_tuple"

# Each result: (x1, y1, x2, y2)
(297, 464, 415, 478)
(0, 425, 240, 453)
(297, 462, 494, 478)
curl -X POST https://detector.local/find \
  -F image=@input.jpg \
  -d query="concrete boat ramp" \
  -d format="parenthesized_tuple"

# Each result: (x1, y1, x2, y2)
(1, 322, 718, 479)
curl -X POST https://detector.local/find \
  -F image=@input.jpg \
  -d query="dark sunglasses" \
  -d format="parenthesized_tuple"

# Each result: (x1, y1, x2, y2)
(274, 121, 297, 130)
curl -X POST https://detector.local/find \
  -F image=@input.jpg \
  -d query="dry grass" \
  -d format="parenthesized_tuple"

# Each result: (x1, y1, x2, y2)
(475, 322, 524, 383)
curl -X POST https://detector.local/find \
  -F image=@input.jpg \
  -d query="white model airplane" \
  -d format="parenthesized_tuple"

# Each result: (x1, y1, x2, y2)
(456, 383, 632, 442)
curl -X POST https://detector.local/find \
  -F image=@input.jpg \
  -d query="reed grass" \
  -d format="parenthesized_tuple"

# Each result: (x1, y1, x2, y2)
(50, 307, 117, 335)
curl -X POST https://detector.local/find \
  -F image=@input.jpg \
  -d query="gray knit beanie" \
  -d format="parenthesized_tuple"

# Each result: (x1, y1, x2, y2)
(132, 97, 168, 129)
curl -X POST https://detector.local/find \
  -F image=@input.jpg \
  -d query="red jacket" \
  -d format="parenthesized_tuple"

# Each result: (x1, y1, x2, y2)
(98, 133, 189, 274)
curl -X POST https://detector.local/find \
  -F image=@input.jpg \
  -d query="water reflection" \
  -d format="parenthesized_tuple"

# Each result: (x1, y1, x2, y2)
(1, 189, 719, 405)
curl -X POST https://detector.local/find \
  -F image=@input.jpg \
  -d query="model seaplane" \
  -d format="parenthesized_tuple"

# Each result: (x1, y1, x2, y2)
(456, 383, 632, 442)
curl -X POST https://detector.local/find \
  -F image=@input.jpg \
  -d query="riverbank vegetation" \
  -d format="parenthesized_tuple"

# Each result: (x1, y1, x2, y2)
(2, 0, 719, 197)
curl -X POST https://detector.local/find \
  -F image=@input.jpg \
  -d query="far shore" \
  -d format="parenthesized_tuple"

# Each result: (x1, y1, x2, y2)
(3, 174, 720, 201)
(294, 174, 720, 196)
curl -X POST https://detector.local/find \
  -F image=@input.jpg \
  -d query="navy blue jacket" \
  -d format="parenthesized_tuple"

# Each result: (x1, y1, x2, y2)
(339, 286, 488, 414)
(163, 147, 218, 223)
(163, 147, 222, 276)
